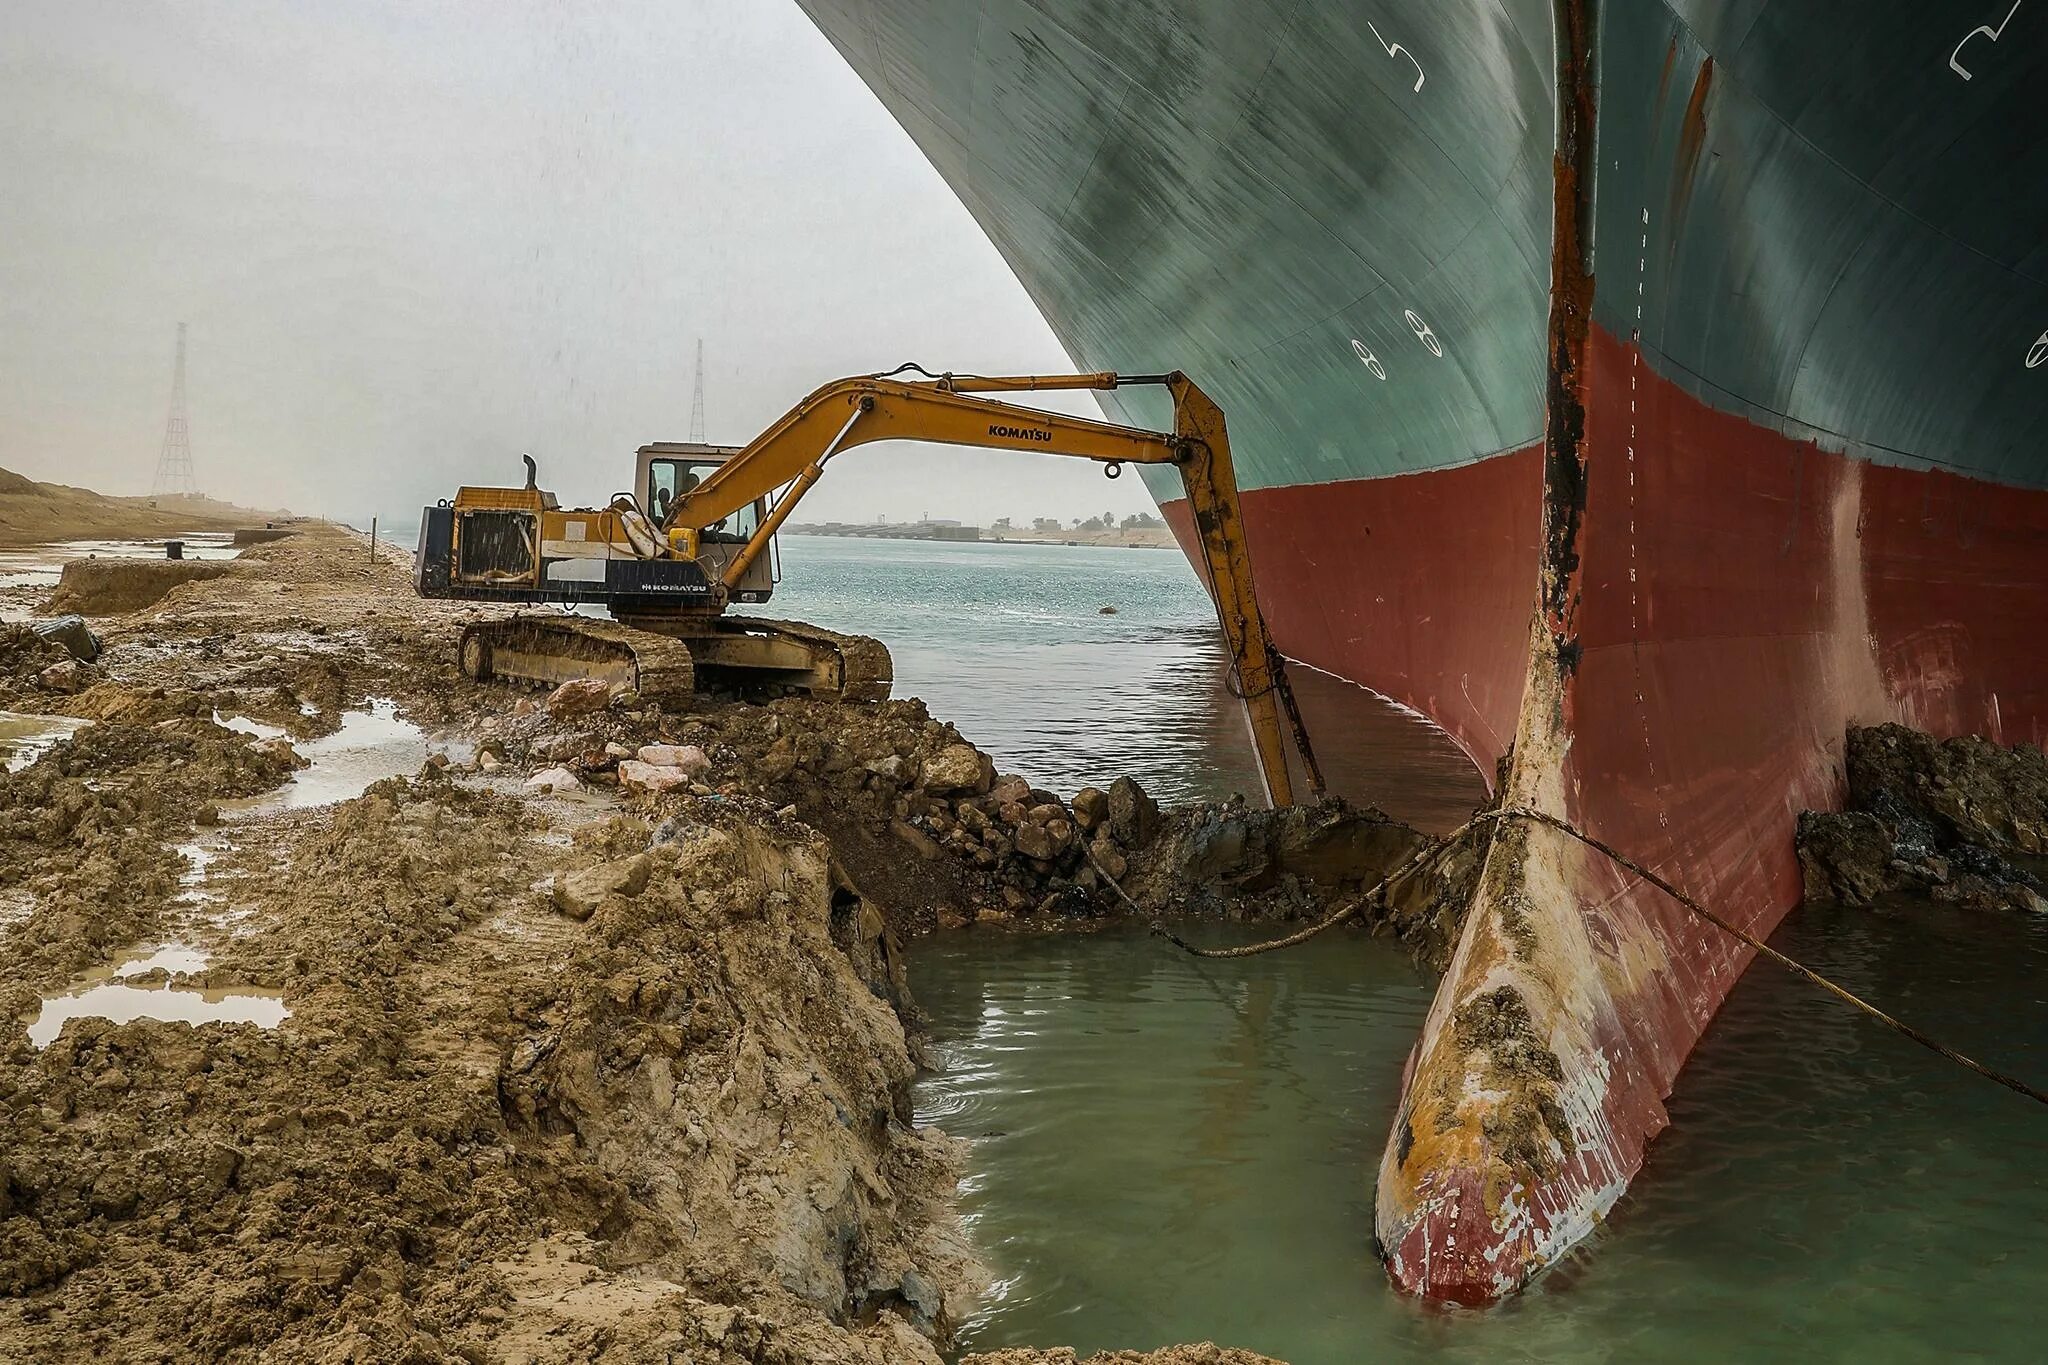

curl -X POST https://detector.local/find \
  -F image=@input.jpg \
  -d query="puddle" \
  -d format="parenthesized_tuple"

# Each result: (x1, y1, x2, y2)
(175, 840, 223, 902)
(23, 942, 286, 1048)
(0, 711, 89, 772)
(0, 532, 240, 590)
(221, 698, 459, 815)
(215, 712, 288, 741)
(107, 943, 212, 978)
(26, 983, 288, 1048)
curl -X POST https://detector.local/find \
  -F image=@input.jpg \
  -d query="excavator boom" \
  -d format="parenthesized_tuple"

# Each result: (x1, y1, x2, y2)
(673, 368, 1318, 808)
(417, 367, 1321, 808)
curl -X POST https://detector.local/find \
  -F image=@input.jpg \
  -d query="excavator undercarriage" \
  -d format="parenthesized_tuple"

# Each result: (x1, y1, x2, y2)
(452, 610, 893, 707)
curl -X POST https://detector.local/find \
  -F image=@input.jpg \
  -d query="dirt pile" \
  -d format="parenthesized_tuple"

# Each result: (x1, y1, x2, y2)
(46, 559, 235, 616)
(2, 759, 977, 1360)
(1798, 723, 2048, 913)
(0, 712, 299, 1003)
(0, 625, 79, 707)
(471, 693, 1441, 946)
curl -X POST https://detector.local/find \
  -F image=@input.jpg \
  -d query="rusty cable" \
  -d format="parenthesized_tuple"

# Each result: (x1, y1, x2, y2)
(1110, 806, 2048, 1109)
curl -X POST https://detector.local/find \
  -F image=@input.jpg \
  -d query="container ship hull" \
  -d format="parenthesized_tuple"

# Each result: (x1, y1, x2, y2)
(797, 0, 2048, 1301)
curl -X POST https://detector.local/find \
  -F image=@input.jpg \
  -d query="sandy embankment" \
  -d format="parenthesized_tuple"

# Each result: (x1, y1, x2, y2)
(0, 467, 260, 548)
(0, 517, 1458, 1361)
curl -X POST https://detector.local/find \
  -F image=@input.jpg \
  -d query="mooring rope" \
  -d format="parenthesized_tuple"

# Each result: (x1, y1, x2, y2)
(1094, 806, 2048, 1109)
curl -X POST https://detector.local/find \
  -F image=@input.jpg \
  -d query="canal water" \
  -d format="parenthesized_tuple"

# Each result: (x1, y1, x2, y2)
(756, 535, 1486, 830)
(913, 905, 2048, 1362)
(755, 538, 2046, 1362)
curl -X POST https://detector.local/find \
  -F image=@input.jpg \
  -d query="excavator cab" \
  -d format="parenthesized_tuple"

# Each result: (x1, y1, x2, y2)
(636, 442, 774, 601)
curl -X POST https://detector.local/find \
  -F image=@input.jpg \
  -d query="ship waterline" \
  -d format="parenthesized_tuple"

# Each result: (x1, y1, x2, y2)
(798, 0, 2048, 1301)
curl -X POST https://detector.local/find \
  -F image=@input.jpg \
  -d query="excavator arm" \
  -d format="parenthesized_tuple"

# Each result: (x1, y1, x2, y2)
(663, 368, 1323, 808)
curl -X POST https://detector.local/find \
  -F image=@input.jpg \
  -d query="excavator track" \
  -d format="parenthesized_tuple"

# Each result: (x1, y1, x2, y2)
(713, 615, 894, 703)
(461, 611, 893, 706)
(612, 610, 894, 703)
(458, 615, 697, 707)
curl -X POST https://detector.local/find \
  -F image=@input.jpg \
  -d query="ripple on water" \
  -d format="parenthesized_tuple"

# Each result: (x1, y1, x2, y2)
(755, 537, 1488, 826)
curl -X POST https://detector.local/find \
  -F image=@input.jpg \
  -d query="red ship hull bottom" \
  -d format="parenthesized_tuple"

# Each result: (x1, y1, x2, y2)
(1162, 324, 2048, 1302)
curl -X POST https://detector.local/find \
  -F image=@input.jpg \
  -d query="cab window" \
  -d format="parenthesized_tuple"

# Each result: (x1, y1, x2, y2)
(649, 459, 761, 543)
(646, 460, 700, 522)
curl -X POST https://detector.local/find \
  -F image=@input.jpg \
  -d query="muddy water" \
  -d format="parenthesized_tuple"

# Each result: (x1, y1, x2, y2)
(220, 698, 451, 813)
(0, 711, 89, 771)
(0, 532, 239, 603)
(755, 537, 1487, 831)
(24, 943, 287, 1048)
(912, 903, 2048, 1362)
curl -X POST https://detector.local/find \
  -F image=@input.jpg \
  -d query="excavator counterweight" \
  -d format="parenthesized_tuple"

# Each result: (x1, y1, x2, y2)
(415, 368, 1320, 806)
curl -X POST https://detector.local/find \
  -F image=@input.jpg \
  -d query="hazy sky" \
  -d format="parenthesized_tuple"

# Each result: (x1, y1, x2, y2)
(0, 1, 1159, 528)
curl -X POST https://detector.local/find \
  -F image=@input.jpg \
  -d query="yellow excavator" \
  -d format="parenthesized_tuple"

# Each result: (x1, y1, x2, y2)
(414, 367, 1322, 806)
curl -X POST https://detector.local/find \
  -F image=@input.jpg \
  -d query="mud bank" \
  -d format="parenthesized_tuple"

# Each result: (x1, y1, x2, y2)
(1799, 724, 2048, 914)
(478, 687, 1477, 966)
(0, 522, 1324, 1361)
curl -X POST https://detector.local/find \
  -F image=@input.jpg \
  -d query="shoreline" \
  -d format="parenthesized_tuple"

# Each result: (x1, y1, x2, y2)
(0, 516, 1430, 1362)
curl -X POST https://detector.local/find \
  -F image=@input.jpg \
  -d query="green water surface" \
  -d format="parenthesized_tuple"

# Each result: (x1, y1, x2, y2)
(912, 906, 2048, 1363)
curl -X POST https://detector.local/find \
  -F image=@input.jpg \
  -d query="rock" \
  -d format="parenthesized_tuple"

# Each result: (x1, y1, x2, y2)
(477, 751, 503, 773)
(1088, 836, 1128, 883)
(1026, 801, 1065, 825)
(545, 677, 614, 717)
(1796, 810, 1898, 905)
(30, 614, 100, 662)
(864, 754, 910, 785)
(617, 760, 694, 794)
(1107, 775, 1161, 849)
(921, 743, 994, 795)
(552, 855, 651, 920)
(1794, 724, 2048, 917)
(512, 697, 539, 716)
(891, 819, 943, 861)
(1045, 818, 1075, 854)
(1072, 786, 1109, 831)
(758, 737, 799, 784)
(531, 732, 589, 762)
(1000, 886, 1034, 913)
(1848, 722, 2048, 855)
(957, 804, 991, 836)
(637, 743, 711, 774)
(37, 659, 87, 693)
(1013, 821, 1055, 862)
(651, 816, 719, 849)
(896, 1268, 944, 1323)
(997, 801, 1029, 827)
(1098, 605, 1119, 615)
(604, 742, 633, 759)
(252, 735, 310, 770)
(524, 765, 583, 793)
(989, 774, 1034, 807)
